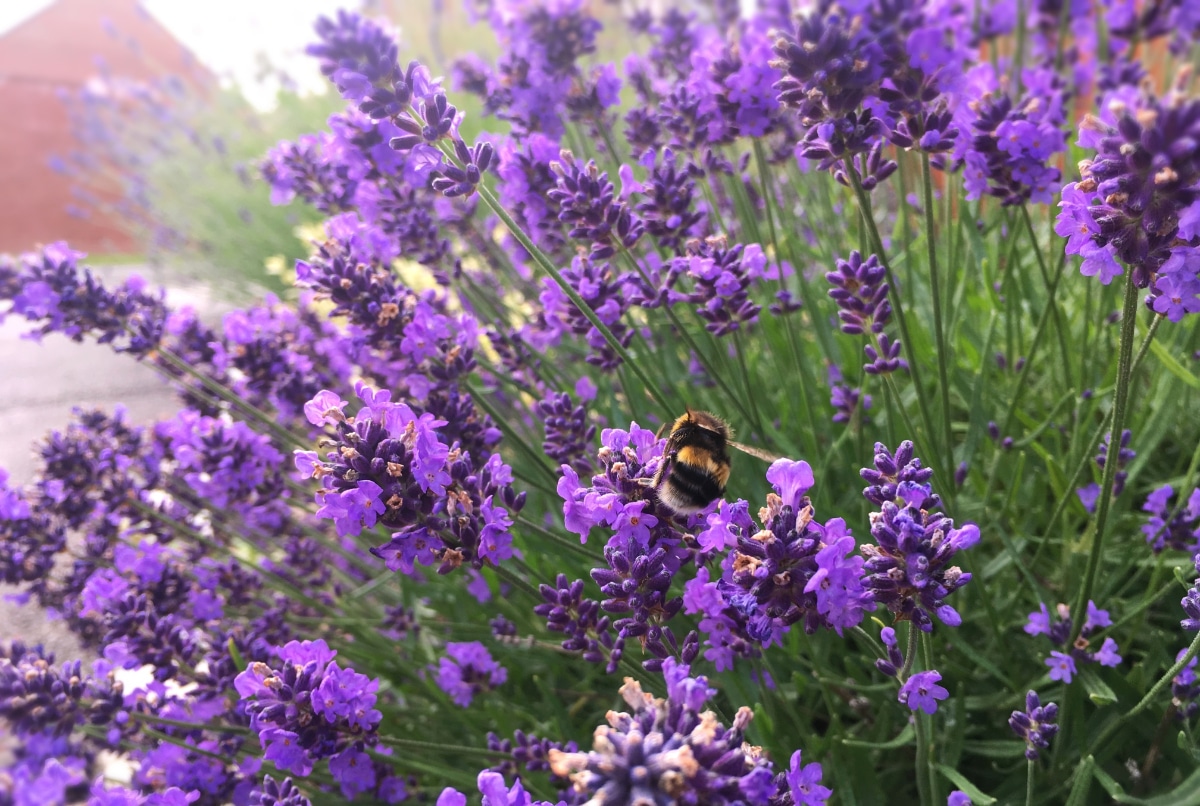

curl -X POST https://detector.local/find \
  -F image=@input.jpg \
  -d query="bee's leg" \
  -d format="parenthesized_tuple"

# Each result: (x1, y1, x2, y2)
(640, 451, 676, 488)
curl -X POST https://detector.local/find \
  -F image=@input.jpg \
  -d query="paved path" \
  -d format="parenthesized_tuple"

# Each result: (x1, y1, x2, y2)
(0, 264, 228, 660)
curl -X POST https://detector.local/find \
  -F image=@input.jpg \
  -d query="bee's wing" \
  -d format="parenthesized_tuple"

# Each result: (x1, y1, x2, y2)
(729, 441, 782, 463)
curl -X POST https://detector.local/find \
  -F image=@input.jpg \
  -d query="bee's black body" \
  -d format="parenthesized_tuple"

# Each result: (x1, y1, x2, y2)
(652, 410, 733, 515)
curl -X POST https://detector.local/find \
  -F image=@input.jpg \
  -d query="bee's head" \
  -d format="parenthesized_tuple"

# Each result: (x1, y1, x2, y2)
(681, 409, 731, 440)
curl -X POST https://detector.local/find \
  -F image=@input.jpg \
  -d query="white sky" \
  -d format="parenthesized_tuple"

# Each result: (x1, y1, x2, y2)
(0, 0, 361, 108)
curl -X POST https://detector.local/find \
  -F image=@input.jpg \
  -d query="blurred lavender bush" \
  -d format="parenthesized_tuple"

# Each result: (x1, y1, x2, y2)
(3, 0, 1200, 805)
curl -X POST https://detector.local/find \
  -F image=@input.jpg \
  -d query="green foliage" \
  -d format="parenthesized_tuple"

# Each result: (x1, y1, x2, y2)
(136, 88, 343, 298)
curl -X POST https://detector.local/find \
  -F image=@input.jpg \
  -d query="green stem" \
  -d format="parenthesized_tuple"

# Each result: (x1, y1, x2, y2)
(1021, 205, 1073, 383)
(1028, 314, 1162, 562)
(1088, 630, 1200, 755)
(847, 162, 941, 478)
(919, 631, 941, 805)
(155, 347, 307, 450)
(922, 155, 956, 473)
(1069, 272, 1140, 645)
(914, 712, 934, 806)
(617, 247, 755, 427)
(732, 330, 766, 438)
(1128, 630, 1200, 720)
(493, 563, 541, 601)
(470, 180, 672, 415)
(998, 249, 1068, 439)
(899, 620, 920, 681)
(127, 710, 250, 734)
(515, 515, 603, 562)
(883, 374, 932, 474)
(1027, 759, 1036, 806)
(852, 625, 887, 659)
(377, 734, 510, 759)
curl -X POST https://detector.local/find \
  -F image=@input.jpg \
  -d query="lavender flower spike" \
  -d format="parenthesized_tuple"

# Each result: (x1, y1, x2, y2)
(1009, 690, 1060, 760)
(860, 442, 979, 632)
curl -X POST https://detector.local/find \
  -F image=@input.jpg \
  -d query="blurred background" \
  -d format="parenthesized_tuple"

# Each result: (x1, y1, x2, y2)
(0, 0, 506, 481)
(0, 0, 505, 671)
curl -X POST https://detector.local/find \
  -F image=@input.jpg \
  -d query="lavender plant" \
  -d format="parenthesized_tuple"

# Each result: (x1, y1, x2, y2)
(3, 1, 1200, 805)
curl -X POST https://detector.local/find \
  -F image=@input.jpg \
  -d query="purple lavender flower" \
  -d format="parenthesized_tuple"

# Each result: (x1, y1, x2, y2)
(430, 138, 496, 198)
(434, 642, 507, 707)
(156, 410, 285, 514)
(1095, 429, 1135, 498)
(487, 729, 578, 783)
(591, 537, 701, 672)
(496, 132, 569, 252)
(1009, 690, 1059, 760)
(548, 658, 813, 803)
(825, 250, 903, 375)
(864, 332, 907, 375)
(674, 236, 766, 336)
(1077, 483, 1101, 514)
(298, 383, 522, 574)
(294, 216, 443, 352)
(1171, 649, 1200, 722)
(632, 148, 707, 253)
(772, 8, 885, 126)
(861, 440, 938, 510)
(831, 382, 872, 426)
(458, 0, 602, 137)
(252, 775, 312, 806)
(899, 670, 949, 715)
(2, 242, 168, 357)
(709, 459, 871, 648)
(1141, 484, 1200, 554)
(261, 133, 358, 211)
(0, 642, 124, 738)
(1046, 651, 1078, 683)
(535, 572, 620, 671)
(826, 251, 891, 335)
(711, 25, 787, 140)
(860, 442, 978, 632)
(782, 748, 832, 805)
(538, 255, 636, 369)
(958, 67, 1067, 206)
(1182, 553, 1200, 631)
(308, 12, 496, 199)
(537, 391, 596, 475)
(235, 639, 381, 777)
(548, 152, 645, 260)
(1025, 600, 1122, 672)
(0, 470, 64, 591)
(553, 422, 718, 670)
(874, 628, 910, 686)
(3, 754, 88, 806)
(555, 421, 691, 551)
(1060, 87, 1200, 289)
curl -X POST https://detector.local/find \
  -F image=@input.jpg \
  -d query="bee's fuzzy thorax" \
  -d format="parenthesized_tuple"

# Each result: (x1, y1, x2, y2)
(653, 409, 733, 515)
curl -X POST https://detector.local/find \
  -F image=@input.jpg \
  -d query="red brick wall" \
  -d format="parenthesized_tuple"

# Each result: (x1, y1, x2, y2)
(0, 0, 209, 255)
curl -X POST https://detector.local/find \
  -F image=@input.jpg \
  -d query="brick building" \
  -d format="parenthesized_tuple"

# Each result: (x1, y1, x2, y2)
(0, 0, 209, 254)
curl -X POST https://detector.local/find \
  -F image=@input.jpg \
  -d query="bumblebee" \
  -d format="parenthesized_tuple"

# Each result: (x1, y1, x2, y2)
(650, 409, 778, 515)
